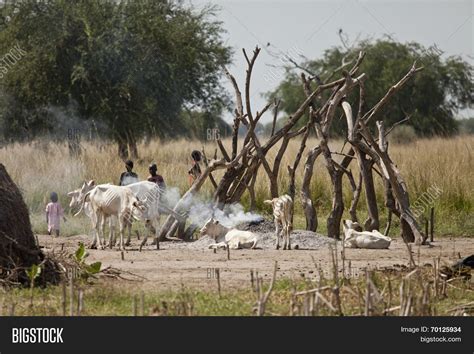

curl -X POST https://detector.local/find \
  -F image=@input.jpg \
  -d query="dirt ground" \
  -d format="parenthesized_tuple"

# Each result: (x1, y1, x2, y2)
(37, 226, 474, 292)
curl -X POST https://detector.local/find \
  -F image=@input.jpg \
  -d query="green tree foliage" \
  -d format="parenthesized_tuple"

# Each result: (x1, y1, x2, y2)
(266, 39, 473, 137)
(0, 0, 231, 155)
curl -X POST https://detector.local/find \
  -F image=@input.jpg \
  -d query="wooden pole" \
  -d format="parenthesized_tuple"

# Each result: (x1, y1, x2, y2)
(140, 291, 145, 316)
(69, 276, 74, 316)
(61, 281, 66, 316)
(77, 289, 83, 316)
(132, 295, 138, 316)
(365, 269, 371, 316)
(216, 268, 221, 298)
(430, 207, 434, 242)
(424, 219, 429, 245)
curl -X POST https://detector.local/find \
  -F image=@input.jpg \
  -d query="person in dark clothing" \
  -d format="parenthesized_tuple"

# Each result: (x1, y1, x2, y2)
(147, 163, 166, 190)
(119, 160, 138, 186)
(188, 150, 202, 185)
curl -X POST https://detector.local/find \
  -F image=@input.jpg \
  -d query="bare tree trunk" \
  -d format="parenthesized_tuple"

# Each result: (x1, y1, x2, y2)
(117, 138, 128, 161)
(357, 152, 379, 230)
(359, 120, 425, 244)
(300, 147, 321, 231)
(213, 166, 242, 209)
(159, 148, 249, 240)
(327, 170, 344, 239)
(127, 132, 138, 160)
(349, 171, 363, 222)
(248, 173, 257, 211)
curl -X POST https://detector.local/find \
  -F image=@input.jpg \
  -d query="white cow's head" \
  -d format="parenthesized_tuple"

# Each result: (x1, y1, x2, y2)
(67, 189, 80, 208)
(263, 198, 278, 208)
(68, 180, 95, 206)
(67, 180, 96, 211)
(130, 197, 148, 220)
(342, 219, 364, 245)
(200, 217, 228, 239)
(343, 219, 363, 232)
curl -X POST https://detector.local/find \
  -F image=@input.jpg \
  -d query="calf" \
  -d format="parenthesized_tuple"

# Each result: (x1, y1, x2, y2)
(264, 194, 293, 250)
(342, 220, 392, 249)
(200, 217, 259, 250)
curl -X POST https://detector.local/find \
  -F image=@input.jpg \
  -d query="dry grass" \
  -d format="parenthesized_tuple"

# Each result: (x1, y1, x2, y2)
(0, 135, 473, 236)
(1, 264, 472, 316)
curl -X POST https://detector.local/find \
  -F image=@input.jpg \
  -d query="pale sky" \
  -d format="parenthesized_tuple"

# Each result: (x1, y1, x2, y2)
(188, 0, 473, 122)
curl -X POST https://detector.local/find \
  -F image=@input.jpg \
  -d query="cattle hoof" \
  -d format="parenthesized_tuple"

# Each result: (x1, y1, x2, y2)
(88, 244, 97, 249)
(125, 241, 131, 247)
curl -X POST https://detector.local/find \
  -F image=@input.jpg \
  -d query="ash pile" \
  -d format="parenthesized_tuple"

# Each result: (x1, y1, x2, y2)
(237, 218, 337, 250)
(172, 218, 337, 251)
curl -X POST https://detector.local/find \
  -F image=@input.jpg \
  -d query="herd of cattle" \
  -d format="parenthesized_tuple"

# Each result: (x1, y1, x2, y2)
(67, 181, 392, 251)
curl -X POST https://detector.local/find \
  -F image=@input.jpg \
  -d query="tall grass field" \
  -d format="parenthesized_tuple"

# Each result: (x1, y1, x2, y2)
(0, 135, 473, 237)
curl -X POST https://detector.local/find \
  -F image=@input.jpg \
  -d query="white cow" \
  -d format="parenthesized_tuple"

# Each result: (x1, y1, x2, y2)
(342, 220, 392, 249)
(200, 217, 259, 250)
(123, 181, 164, 248)
(264, 194, 293, 250)
(75, 185, 146, 250)
(69, 180, 165, 248)
(68, 181, 118, 247)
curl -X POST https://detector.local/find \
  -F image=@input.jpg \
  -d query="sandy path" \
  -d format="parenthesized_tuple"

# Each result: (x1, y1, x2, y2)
(38, 233, 474, 291)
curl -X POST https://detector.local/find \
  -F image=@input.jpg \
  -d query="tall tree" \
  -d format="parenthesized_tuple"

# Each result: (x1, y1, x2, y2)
(266, 39, 473, 137)
(0, 0, 231, 158)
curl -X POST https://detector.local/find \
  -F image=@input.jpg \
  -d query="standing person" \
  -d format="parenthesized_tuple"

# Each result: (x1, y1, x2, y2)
(119, 160, 138, 186)
(147, 163, 166, 229)
(188, 150, 202, 185)
(147, 163, 166, 190)
(45, 192, 66, 237)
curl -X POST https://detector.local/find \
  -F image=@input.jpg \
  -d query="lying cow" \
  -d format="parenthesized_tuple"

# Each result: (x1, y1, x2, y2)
(75, 185, 146, 250)
(264, 194, 293, 250)
(200, 217, 259, 250)
(343, 220, 392, 249)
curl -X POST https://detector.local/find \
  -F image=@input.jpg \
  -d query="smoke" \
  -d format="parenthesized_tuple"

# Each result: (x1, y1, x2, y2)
(121, 175, 139, 186)
(188, 202, 263, 228)
(161, 187, 181, 207)
(140, 184, 264, 228)
(45, 103, 110, 141)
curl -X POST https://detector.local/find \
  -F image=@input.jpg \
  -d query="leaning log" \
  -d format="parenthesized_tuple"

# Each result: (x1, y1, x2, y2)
(157, 147, 249, 241)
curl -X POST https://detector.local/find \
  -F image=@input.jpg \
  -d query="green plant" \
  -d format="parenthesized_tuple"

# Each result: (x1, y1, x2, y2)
(26, 264, 42, 288)
(71, 243, 102, 281)
(26, 264, 42, 306)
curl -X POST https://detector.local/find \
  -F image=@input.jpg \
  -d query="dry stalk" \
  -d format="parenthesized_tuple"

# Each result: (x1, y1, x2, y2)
(254, 261, 278, 316)
(216, 268, 221, 298)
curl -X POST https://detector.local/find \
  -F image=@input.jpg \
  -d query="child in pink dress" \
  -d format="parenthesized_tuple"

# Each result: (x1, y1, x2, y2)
(45, 192, 66, 237)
